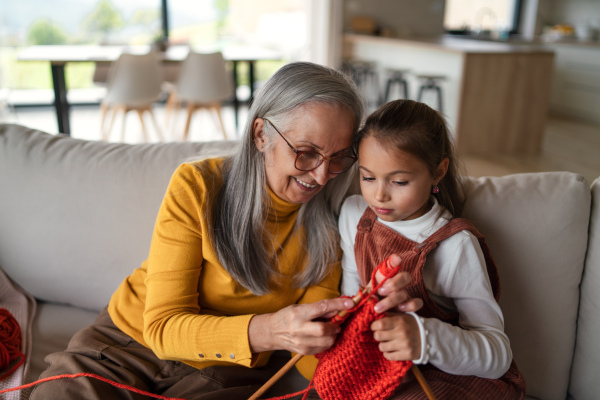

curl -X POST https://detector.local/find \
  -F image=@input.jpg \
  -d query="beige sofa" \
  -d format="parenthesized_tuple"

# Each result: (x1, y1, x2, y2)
(0, 123, 598, 400)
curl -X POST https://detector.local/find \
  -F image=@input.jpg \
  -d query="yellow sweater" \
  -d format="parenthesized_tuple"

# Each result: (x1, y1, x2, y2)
(108, 158, 341, 378)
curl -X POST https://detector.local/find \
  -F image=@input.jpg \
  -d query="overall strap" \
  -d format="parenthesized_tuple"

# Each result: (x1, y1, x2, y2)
(356, 206, 377, 233)
(419, 217, 501, 301)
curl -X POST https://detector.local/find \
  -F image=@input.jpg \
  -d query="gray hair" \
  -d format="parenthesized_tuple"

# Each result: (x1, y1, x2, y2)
(210, 62, 365, 295)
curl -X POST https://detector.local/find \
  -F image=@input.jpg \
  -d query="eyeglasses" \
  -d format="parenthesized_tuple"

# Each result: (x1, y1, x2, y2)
(263, 119, 357, 174)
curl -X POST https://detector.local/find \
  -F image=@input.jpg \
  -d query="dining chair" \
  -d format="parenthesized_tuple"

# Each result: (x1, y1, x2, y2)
(0, 66, 16, 122)
(100, 52, 164, 142)
(164, 51, 234, 141)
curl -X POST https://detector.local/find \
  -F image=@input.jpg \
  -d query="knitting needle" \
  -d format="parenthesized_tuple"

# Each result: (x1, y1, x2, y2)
(248, 276, 437, 400)
(411, 365, 437, 400)
(359, 281, 437, 400)
(247, 289, 368, 400)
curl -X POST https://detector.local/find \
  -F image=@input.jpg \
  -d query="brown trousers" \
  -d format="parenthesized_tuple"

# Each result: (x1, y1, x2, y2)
(29, 308, 317, 400)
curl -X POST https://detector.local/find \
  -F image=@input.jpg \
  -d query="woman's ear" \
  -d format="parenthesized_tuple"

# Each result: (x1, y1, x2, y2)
(434, 158, 450, 185)
(253, 118, 266, 153)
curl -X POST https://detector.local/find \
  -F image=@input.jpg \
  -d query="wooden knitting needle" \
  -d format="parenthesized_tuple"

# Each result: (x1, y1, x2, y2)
(411, 365, 437, 400)
(247, 289, 369, 400)
(248, 279, 437, 400)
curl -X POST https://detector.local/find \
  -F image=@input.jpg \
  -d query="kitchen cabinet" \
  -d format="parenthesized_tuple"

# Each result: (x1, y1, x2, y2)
(343, 34, 555, 156)
(546, 43, 600, 124)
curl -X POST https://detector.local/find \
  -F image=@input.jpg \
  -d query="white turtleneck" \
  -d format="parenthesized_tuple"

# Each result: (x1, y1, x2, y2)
(338, 194, 512, 379)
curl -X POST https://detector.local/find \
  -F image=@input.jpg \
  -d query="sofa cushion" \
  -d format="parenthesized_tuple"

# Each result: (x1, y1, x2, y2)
(29, 302, 99, 380)
(569, 177, 600, 400)
(0, 124, 236, 311)
(463, 173, 590, 400)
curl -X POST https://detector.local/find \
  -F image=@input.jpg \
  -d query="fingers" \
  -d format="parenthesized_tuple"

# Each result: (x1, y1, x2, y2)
(374, 291, 423, 314)
(371, 313, 421, 361)
(301, 298, 354, 321)
(373, 270, 423, 314)
(267, 299, 354, 355)
(388, 253, 402, 268)
(375, 270, 410, 295)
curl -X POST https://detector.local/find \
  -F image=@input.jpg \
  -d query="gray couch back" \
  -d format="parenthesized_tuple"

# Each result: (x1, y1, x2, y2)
(0, 124, 235, 310)
(1, 123, 598, 400)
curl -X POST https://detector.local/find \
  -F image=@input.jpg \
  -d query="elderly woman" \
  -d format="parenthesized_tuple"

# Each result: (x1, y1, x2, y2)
(30, 62, 421, 399)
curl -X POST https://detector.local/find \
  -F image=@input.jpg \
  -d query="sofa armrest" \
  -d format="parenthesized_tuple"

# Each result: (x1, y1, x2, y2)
(569, 177, 600, 400)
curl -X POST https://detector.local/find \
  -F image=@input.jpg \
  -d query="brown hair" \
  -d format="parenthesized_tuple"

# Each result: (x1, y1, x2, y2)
(356, 99, 465, 217)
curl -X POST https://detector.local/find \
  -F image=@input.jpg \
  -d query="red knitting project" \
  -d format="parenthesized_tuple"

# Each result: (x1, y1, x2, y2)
(308, 257, 413, 400)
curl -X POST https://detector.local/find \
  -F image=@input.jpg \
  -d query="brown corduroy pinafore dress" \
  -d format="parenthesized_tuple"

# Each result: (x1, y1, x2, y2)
(354, 207, 527, 400)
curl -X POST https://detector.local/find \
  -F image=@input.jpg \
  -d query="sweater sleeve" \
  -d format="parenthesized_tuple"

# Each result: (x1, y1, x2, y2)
(142, 163, 256, 367)
(414, 232, 512, 379)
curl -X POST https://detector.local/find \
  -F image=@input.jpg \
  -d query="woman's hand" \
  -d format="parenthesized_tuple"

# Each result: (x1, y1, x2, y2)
(372, 254, 423, 314)
(248, 297, 354, 355)
(371, 312, 421, 361)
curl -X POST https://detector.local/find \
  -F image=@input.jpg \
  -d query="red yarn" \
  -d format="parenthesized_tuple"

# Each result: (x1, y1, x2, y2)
(0, 373, 186, 400)
(0, 308, 187, 399)
(0, 308, 25, 382)
(305, 257, 412, 400)
(1, 258, 410, 400)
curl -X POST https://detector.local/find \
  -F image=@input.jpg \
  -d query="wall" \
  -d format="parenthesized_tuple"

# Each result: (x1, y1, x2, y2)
(538, 0, 600, 30)
(344, 0, 600, 38)
(343, 0, 446, 38)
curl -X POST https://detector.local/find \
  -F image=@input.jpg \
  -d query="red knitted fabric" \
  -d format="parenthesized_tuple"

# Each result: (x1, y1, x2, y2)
(311, 257, 413, 400)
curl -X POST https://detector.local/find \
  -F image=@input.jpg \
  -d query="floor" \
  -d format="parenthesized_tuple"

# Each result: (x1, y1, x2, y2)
(2, 101, 600, 186)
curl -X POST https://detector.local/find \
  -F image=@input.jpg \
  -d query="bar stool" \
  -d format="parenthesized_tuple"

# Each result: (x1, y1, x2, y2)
(416, 74, 445, 113)
(341, 59, 380, 108)
(381, 68, 411, 106)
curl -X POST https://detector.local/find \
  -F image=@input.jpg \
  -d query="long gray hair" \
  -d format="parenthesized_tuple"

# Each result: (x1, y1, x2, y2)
(210, 62, 364, 295)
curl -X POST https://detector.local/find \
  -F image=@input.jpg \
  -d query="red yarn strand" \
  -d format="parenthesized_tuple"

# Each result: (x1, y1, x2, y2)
(1, 308, 187, 400)
(0, 373, 187, 400)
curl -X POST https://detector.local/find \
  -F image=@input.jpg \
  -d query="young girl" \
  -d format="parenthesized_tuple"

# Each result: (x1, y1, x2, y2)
(338, 100, 526, 399)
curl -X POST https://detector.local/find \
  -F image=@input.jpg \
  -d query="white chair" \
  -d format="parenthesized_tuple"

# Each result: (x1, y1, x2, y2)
(164, 51, 234, 141)
(100, 52, 164, 142)
(0, 66, 16, 122)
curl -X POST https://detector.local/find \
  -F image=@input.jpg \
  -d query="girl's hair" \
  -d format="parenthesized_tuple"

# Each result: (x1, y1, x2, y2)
(207, 62, 365, 295)
(356, 99, 465, 217)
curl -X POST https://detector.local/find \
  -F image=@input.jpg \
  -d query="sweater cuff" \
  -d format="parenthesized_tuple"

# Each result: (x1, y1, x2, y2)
(407, 312, 430, 365)
(192, 314, 256, 367)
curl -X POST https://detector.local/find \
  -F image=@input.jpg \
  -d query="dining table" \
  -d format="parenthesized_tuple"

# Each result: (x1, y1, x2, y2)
(17, 44, 283, 135)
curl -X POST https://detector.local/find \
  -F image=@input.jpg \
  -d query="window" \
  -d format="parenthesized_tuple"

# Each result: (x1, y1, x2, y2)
(443, 0, 522, 34)
(1, 0, 161, 103)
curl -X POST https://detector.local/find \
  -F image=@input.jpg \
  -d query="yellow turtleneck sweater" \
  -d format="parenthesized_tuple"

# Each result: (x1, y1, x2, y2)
(108, 158, 341, 378)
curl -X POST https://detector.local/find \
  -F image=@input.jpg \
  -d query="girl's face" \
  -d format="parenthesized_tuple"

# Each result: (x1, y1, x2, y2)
(358, 136, 447, 222)
(253, 104, 355, 204)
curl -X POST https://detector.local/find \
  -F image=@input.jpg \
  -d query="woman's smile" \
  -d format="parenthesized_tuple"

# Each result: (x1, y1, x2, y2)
(294, 177, 318, 191)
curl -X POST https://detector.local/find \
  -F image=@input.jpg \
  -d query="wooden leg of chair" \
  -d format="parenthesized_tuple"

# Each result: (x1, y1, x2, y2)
(147, 108, 163, 141)
(104, 105, 119, 141)
(121, 107, 128, 142)
(100, 103, 109, 139)
(182, 103, 195, 141)
(164, 93, 175, 130)
(167, 98, 182, 136)
(137, 109, 149, 142)
(212, 104, 228, 140)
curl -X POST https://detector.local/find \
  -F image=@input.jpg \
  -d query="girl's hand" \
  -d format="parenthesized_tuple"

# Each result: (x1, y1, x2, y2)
(248, 297, 354, 355)
(371, 311, 421, 361)
(373, 254, 423, 314)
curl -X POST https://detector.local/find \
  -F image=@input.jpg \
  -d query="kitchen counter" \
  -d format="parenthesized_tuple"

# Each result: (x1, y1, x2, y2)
(344, 34, 555, 156)
(345, 33, 555, 54)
